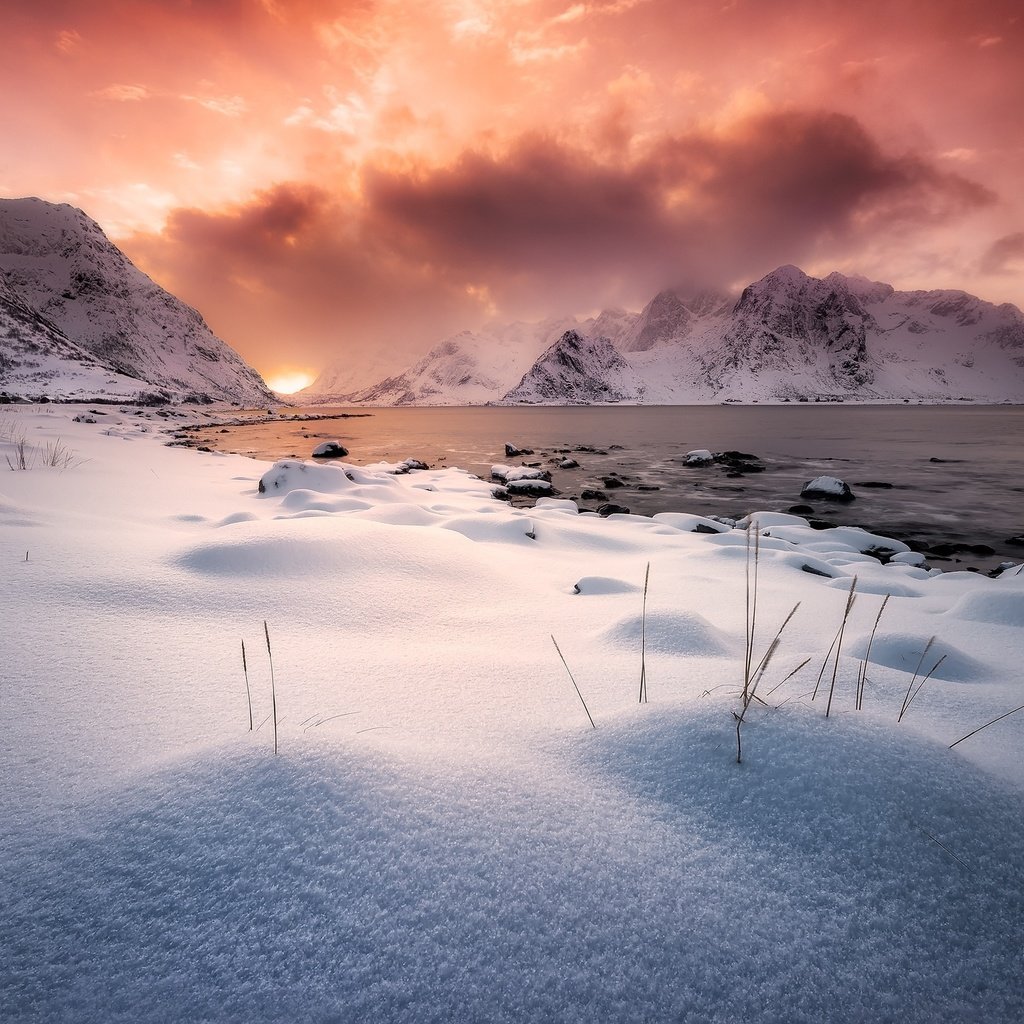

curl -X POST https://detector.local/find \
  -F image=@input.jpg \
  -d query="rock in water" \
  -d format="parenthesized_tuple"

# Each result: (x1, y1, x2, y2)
(685, 449, 714, 465)
(801, 476, 855, 502)
(311, 441, 349, 459)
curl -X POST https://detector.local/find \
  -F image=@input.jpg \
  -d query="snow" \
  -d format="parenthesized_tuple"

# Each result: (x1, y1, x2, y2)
(684, 448, 714, 464)
(2, 406, 1024, 1023)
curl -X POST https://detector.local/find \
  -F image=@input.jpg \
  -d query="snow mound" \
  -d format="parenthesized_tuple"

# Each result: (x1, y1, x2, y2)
(946, 589, 1024, 627)
(598, 609, 735, 657)
(848, 631, 992, 682)
(572, 575, 640, 595)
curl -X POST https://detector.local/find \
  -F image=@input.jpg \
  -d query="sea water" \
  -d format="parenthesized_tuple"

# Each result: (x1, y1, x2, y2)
(193, 404, 1024, 571)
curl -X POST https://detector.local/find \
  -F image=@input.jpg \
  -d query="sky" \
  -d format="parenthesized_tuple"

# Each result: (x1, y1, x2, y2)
(2, 0, 1022, 392)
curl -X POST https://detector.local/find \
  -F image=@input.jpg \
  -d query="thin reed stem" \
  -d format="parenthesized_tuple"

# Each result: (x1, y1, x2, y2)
(898, 636, 934, 723)
(265, 620, 278, 754)
(857, 593, 890, 711)
(241, 639, 253, 731)
(949, 703, 1024, 749)
(901, 655, 946, 718)
(552, 635, 596, 729)
(825, 577, 858, 718)
(639, 561, 650, 704)
(743, 524, 761, 703)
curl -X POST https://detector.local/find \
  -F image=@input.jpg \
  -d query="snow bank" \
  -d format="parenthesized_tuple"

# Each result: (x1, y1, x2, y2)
(1, 406, 1023, 1023)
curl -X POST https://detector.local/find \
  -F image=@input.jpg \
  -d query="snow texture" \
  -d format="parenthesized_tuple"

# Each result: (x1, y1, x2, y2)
(2, 406, 1023, 1023)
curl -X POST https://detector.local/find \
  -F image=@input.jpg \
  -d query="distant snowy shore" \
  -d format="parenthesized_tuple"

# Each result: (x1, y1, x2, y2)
(2, 404, 1023, 1023)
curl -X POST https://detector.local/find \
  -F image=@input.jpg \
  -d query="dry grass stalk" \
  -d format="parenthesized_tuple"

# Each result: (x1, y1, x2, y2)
(900, 654, 946, 721)
(264, 620, 278, 754)
(856, 593, 890, 711)
(824, 577, 858, 718)
(638, 561, 650, 704)
(766, 657, 812, 696)
(949, 703, 1024, 749)
(551, 635, 596, 729)
(743, 524, 761, 704)
(734, 601, 800, 763)
(241, 639, 253, 731)
(898, 636, 935, 723)
(811, 576, 856, 706)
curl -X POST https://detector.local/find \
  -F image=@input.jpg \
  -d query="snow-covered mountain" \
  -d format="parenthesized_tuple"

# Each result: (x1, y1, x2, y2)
(504, 330, 643, 404)
(298, 316, 580, 406)
(0, 197, 273, 403)
(326, 266, 1024, 405)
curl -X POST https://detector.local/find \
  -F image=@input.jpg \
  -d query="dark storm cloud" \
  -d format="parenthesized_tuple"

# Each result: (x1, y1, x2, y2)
(124, 108, 996, 370)
(364, 109, 994, 307)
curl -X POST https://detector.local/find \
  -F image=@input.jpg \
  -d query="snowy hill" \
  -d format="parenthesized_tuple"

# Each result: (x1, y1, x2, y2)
(333, 267, 1024, 405)
(0, 197, 273, 404)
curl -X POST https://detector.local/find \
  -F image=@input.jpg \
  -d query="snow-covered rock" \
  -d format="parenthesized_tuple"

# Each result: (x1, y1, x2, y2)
(800, 476, 856, 502)
(311, 441, 349, 459)
(685, 449, 715, 465)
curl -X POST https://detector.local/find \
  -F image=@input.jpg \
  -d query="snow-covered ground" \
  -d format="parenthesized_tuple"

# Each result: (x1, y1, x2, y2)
(2, 405, 1023, 1023)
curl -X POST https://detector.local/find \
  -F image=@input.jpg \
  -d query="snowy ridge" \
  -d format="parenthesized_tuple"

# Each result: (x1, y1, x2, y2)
(2, 407, 1023, 1022)
(332, 267, 1024, 405)
(298, 316, 579, 405)
(0, 197, 273, 404)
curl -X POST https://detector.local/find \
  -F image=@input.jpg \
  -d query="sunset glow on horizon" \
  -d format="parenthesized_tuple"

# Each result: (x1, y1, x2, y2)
(2, 0, 1022, 384)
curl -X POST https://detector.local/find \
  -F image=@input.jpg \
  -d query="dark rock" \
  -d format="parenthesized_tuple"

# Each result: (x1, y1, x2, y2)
(636, 484, 661, 491)
(693, 523, 720, 534)
(807, 519, 837, 531)
(801, 563, 834, 578)
(602, 476, 625, 489)
(505, 442, 534, 457)
(1006, 535, 1024, 547)
(580, 488, 608, 501)
(559, 458, 580, 469)
(789, 504, 815, 514)
(311, 441, 349, 459)
(714, 451, 765, 473)
(506, 478, 553, 495)
(857, 481, 895, 489)
(862, 546, 899, 564)
(597, 503, 630, 517)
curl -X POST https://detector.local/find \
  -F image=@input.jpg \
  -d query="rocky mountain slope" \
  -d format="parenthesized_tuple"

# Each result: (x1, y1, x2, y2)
(315, 266, 1024, 405)
(0, 198, 273, 403)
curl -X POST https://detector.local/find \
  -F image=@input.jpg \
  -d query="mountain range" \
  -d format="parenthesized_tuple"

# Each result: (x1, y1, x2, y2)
(0, 198, 272, 404)
(299, 264, 1024, 405)
(2, 197, 1022, 406)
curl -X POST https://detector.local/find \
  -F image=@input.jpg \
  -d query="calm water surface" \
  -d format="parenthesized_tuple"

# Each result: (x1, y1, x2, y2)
(194, 405, 1024, 570)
